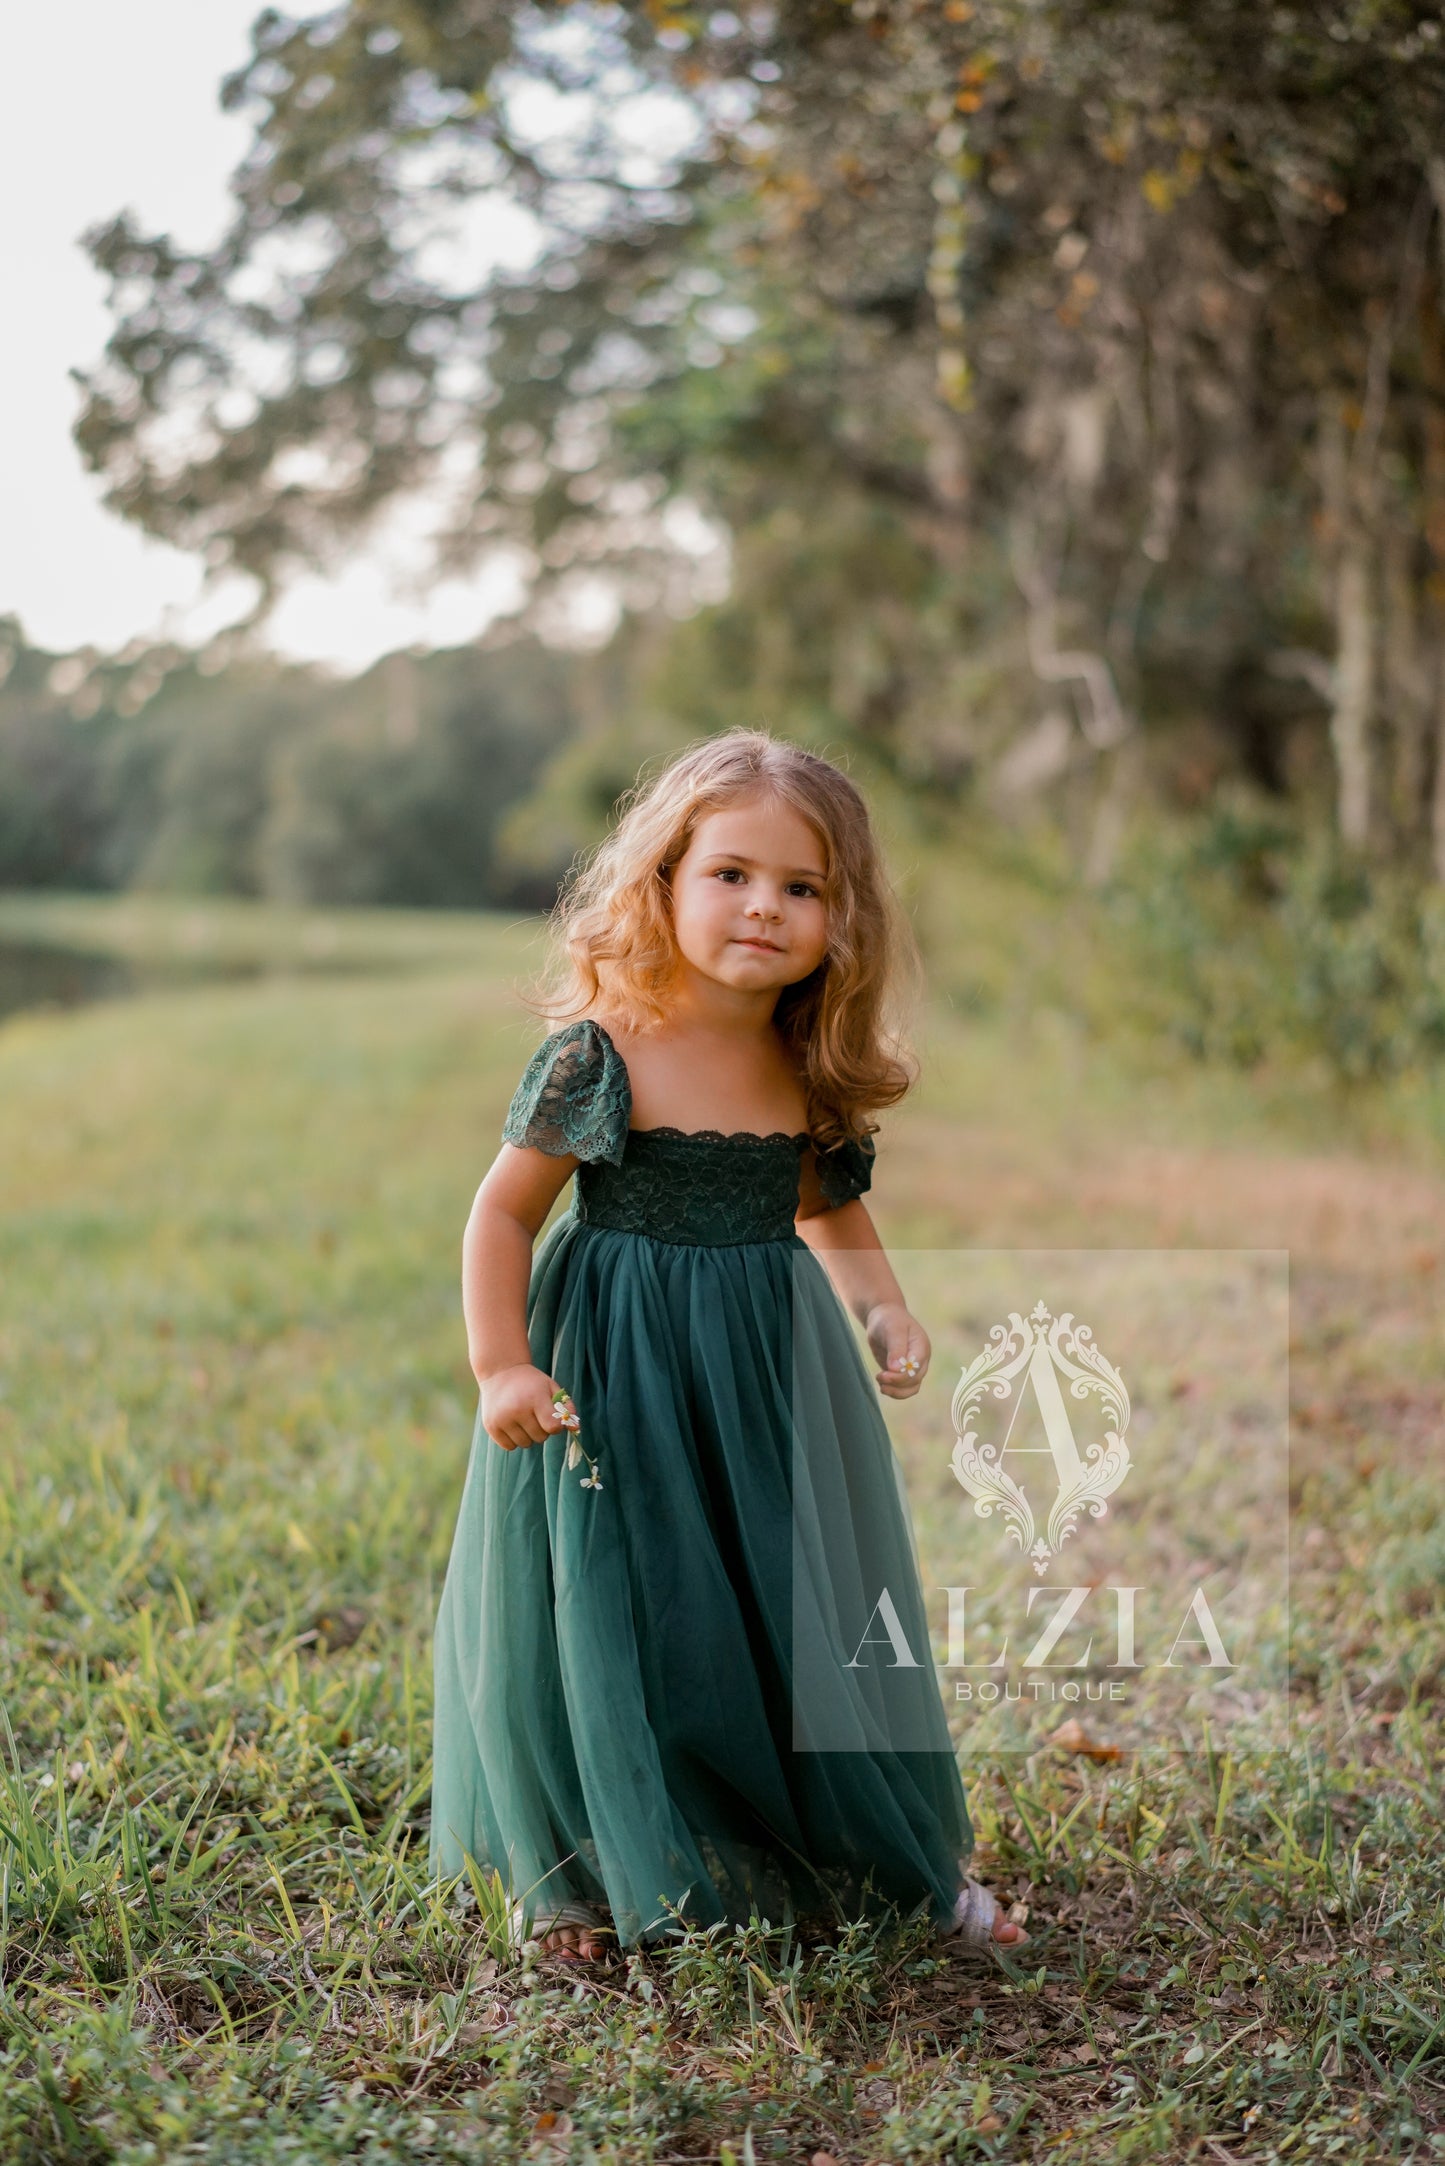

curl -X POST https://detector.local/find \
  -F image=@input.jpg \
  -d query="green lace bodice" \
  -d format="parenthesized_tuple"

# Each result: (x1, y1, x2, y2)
(500, 1018, 876, 1247)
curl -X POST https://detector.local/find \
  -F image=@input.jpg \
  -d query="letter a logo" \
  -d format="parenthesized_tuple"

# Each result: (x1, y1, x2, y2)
(949, 1301, 1132, 1576)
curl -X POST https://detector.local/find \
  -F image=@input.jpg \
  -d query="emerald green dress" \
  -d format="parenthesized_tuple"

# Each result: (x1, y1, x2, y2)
(430, 1018, 973, 1947)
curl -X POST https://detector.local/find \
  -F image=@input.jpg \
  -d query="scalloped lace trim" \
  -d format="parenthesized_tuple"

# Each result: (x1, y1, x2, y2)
(629, 1124, 811, 1149)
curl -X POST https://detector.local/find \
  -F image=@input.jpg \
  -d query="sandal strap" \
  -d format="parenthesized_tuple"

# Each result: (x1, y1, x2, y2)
(947, 1876, 1000, 1948)
(510, 1895, 611, 1936)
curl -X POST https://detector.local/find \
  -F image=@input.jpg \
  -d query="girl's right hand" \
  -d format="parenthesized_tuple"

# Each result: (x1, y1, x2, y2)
(481, 1365, 578, 1451)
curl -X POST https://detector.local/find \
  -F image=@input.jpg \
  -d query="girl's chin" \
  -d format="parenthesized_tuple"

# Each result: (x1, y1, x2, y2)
(691, 957, 787, 989)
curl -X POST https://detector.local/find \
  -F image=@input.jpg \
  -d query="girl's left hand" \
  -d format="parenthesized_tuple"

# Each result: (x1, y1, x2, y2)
(866, 1303, 930, 1399)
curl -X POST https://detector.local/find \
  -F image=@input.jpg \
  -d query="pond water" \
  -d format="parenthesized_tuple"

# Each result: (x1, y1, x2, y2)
(0, 940, 262, 1026)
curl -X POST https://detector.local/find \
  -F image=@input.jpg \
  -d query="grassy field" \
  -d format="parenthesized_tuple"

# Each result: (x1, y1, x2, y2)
(1, 892, 1443, 2163)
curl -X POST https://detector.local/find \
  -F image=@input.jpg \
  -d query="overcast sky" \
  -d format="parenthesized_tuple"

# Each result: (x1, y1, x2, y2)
(1, 3, 531, 672)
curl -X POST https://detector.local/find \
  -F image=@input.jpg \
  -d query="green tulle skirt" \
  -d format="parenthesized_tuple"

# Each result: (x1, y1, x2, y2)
(429, 1212, 973, 1947)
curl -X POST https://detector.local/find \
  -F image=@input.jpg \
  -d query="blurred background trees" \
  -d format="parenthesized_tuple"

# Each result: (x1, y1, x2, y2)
(0, 618, 575, 909)
(7, 0, 1445, 1080)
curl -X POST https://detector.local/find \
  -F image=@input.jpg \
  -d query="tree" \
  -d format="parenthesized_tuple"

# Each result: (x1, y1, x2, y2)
(0, 617, 577, 906)
(77, 1, 1445, 873)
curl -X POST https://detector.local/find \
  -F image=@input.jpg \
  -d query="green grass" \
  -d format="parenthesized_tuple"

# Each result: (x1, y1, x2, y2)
(1, 898, 1443, 2162)
(0, 889, 535, 976)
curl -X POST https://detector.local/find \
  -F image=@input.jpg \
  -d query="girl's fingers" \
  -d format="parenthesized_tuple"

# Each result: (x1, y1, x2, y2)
(880, 1335, 928, 1395)
(526, 1395, 576, 1446)
(890, 1330, 929, 1380)
(491, 1377, 580, 1446)
(499, 1424, 542, 1449)
(492, 1383, 580, 1450)
(495, 1416, 544, 1449)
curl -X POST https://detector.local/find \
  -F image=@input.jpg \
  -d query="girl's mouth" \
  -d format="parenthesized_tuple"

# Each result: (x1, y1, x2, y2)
(736, 937, 781, 952)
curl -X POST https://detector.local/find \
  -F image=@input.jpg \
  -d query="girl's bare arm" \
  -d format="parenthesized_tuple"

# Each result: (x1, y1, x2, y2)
(463, 1142, 580, 1447)
(795, 1158, 929, 1399)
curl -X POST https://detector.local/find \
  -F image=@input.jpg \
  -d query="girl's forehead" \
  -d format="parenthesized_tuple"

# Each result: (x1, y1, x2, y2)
(688, 797, 828, 857)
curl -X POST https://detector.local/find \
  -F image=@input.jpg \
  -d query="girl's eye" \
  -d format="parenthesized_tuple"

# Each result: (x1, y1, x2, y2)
(713, 868, 820, 899)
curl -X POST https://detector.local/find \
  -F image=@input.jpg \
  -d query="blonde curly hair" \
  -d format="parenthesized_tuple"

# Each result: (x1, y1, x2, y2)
(518, 728, 922, 1150)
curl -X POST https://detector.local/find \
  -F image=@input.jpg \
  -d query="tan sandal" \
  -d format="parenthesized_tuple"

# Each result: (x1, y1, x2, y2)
(941, 1876, 1031, 1955)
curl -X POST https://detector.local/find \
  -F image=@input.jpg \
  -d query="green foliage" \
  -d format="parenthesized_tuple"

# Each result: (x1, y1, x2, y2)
(1277, 856, 1445, 1083)
(1108, 803, 1445, 1082)
(43, 0, 1445, 1073)
(0, 625, 576, 910)
(70, 0, 1445, 866)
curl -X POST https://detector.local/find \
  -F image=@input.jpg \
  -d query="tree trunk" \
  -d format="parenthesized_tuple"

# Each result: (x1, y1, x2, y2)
(1331, 536, 1375, 852)
(384, 650, 419, 749)
(1433, 648, 1445, 884)
(1083, 736, 1145, 889)
(1383, 529, 1433, 854)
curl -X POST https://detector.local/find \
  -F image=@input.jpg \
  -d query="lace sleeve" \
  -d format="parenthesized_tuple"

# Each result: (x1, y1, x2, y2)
(500, 1020, 632, 1166)
(814, 1130, 877, 1209)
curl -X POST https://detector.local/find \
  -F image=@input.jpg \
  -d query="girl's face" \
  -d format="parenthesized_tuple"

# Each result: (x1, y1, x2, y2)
(667, 793, 831, 1000)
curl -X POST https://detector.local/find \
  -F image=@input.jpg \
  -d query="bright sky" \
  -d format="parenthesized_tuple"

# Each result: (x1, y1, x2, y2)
(0, 3, 534, 671)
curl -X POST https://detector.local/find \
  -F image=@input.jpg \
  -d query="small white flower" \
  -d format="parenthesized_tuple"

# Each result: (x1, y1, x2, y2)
(555, 1395, 602, 1489)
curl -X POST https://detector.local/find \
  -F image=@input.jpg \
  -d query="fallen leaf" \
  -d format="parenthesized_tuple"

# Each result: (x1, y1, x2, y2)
(1050, 1717, 1122, 1762)
(311, 1604, 368, 1651)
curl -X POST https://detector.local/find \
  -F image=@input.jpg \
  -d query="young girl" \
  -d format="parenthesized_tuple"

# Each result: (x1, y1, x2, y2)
(430, 729, 1025, 1962)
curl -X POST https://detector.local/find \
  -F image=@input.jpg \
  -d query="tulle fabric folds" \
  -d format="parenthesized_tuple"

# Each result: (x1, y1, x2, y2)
(430, 1215, 972, 1947)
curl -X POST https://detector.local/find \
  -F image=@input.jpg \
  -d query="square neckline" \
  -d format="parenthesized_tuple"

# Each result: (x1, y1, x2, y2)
(582, 1016, 813, 1150)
